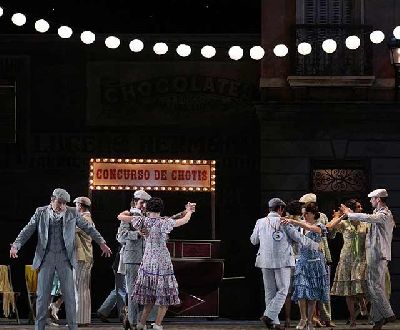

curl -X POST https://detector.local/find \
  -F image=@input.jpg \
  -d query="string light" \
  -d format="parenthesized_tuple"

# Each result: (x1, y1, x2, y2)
(0, 5, 398, 61)
(345, 35, 360, 50)
(35, 19, 50, 33)
(81, 31, 95, 44)
(105, 36, 120, 49)
(297, 42, 312, 55)
(176, 44, 191, 57)
(228, 46, 243, 60)
(322, 39, 337, 53)
(129, 39, 144, 52)
(153, 42, 168, 55)
(201, 45, 216, 58)
(249, 46, 265, 60)
(11, 13, 26, 26)
(58, 26, 73, 38)
(370, 30, 385, 44)
(273, 44, 289, 57)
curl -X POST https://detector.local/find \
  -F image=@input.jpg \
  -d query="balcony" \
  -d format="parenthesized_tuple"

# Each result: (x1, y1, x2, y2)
(293, 24, 373, 77)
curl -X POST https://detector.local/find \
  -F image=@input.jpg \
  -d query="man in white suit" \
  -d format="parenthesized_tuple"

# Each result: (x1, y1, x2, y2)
(250, 198, 321, 329)
(10, 188, 112, 330)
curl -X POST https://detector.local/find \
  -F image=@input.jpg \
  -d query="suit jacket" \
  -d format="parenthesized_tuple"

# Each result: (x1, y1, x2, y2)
(250, 211, 320, 268)
(348, 206, 395, 261)
(13, 205, 105, 269)
(117, 208, 144, 264)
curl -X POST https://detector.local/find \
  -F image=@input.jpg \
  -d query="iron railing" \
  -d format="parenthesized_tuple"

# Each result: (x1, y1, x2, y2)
(294, 24, 373, 76)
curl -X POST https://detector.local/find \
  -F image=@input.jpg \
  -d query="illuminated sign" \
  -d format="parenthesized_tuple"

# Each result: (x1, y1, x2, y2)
(89, 158, 216, 192)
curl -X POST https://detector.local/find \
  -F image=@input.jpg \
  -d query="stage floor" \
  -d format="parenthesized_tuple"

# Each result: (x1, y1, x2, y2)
(0, 319, 399, 329)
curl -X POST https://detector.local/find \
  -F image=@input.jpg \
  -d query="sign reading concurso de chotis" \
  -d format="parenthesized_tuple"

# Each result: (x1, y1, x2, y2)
(89, 158, 216, 192)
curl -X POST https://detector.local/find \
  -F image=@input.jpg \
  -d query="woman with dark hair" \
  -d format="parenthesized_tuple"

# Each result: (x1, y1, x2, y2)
(281, 203, 343, 330)
(119, 197, 193, 330)
(330, 199, 368, 328)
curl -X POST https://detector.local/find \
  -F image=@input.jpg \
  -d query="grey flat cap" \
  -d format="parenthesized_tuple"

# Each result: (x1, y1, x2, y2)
(73, 196, 91, 207)
(368, 188, 388, 198)
(133, 189, 151, 201)
(52, 188, 70, 203)
(268, 198, 286, 208)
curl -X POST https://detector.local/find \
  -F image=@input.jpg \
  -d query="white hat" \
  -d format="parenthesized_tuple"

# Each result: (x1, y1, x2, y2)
(299, 193, 316, 204)
(52, 188, 70, 203)
(268, 198, 286, 208)
(73, 196, 91, 207)
(133, 190, 151, 201)
(367, 189, 388, 198)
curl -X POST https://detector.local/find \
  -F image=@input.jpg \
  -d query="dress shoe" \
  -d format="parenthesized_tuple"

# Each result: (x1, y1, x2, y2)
(372, 318, 385, 329)
(323, 320, 336, 327)
(97, 312, 110, 323)
(260, 315, 274, 328)
(123, 316, 132, 330)
(152, 325, 163, 330)
(386, 314, 396, 323)
(136, 323, 147, 330)
(296, 319, 307, 330)
(312, 318, 323, 328)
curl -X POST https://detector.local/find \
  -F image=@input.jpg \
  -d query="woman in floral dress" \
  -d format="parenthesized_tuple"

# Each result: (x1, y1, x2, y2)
(330, 199, 368, 328)
(120, 197, 193, 330)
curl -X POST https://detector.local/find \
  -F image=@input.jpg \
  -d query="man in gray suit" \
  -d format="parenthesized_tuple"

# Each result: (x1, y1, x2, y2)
(341, 188, 396, 330)
(250, 198, 321, 329)
(9, 188, 112, 330)
(117, 189, 151, 330)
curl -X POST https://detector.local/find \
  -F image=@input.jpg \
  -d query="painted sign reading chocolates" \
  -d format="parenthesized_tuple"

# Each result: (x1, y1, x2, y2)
(89, 158, 216, 192)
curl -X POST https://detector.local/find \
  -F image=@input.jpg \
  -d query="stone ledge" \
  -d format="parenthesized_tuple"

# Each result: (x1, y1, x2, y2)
(287, 75, 376, 87)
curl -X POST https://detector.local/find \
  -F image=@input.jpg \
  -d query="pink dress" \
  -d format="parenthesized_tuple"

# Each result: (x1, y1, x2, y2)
(131, 216, 180, 306)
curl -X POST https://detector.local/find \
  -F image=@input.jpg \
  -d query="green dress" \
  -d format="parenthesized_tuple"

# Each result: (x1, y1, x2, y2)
(330, 221, 367, 296)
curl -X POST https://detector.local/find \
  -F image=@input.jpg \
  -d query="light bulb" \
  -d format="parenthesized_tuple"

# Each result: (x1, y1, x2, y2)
(273, 44, 289, 57)
(370, 30, 385, 44)
(176, 44, 191, 57)
(345, 35, 360, 50)
(201, 45, 216, 58)
(35, 19, 50, 33)
(228, 46, 243, 60)
(58, 26, 73, 39)
(322, 39, 337, 53)
(105, 36, 120, 49)
(153, 42, 168, 55)
(129, 39, 144, 52)
(11, 13, 26, 26)
(81, 31, 96, 45)
(249, 46, 265, 60)
(297, 42, 312, 55)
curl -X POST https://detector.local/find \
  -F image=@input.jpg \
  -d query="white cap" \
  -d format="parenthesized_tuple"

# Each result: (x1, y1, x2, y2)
(133, 190, 151, 201)
(367, 188, 388, 198)
(299, 193, 316, 204)
(73, 196, 91, 207)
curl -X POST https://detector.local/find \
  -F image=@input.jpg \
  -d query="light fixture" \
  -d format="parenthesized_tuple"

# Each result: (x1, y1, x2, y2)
(105, 36, 120, 49)
(394, 26, 400, 40)
(201, 45, 216, 58)
(228, 46, 243, 60)
(153, 42, 168, 55)
(0, 7, 3, 17)
(370, 30, 385, 44)
(345, 35, 360, 50)
(129, 39, 144, 52)
(176, 44, 191, 57)
(273, 44, 288, 57)
(297, 42, 312, 55)
(11, 13, 26, 26)
(34, 19, 50, 33)
(322, 39, 337, 54)
(249, 46, 265, 60)
(81, 31, 95, 44)
(58, 26, 73, 39)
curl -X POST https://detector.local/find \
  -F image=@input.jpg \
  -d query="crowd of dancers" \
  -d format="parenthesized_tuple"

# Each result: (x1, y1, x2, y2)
(10, 188, 194, 330)
(251, 190, 396, 330)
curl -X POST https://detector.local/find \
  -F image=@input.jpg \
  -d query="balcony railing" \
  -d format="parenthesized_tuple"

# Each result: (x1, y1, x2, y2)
(294, 24, 373, 76)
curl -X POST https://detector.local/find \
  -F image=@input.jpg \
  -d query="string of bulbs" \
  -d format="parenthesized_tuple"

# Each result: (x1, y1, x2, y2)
(1, 6, 400, 61)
